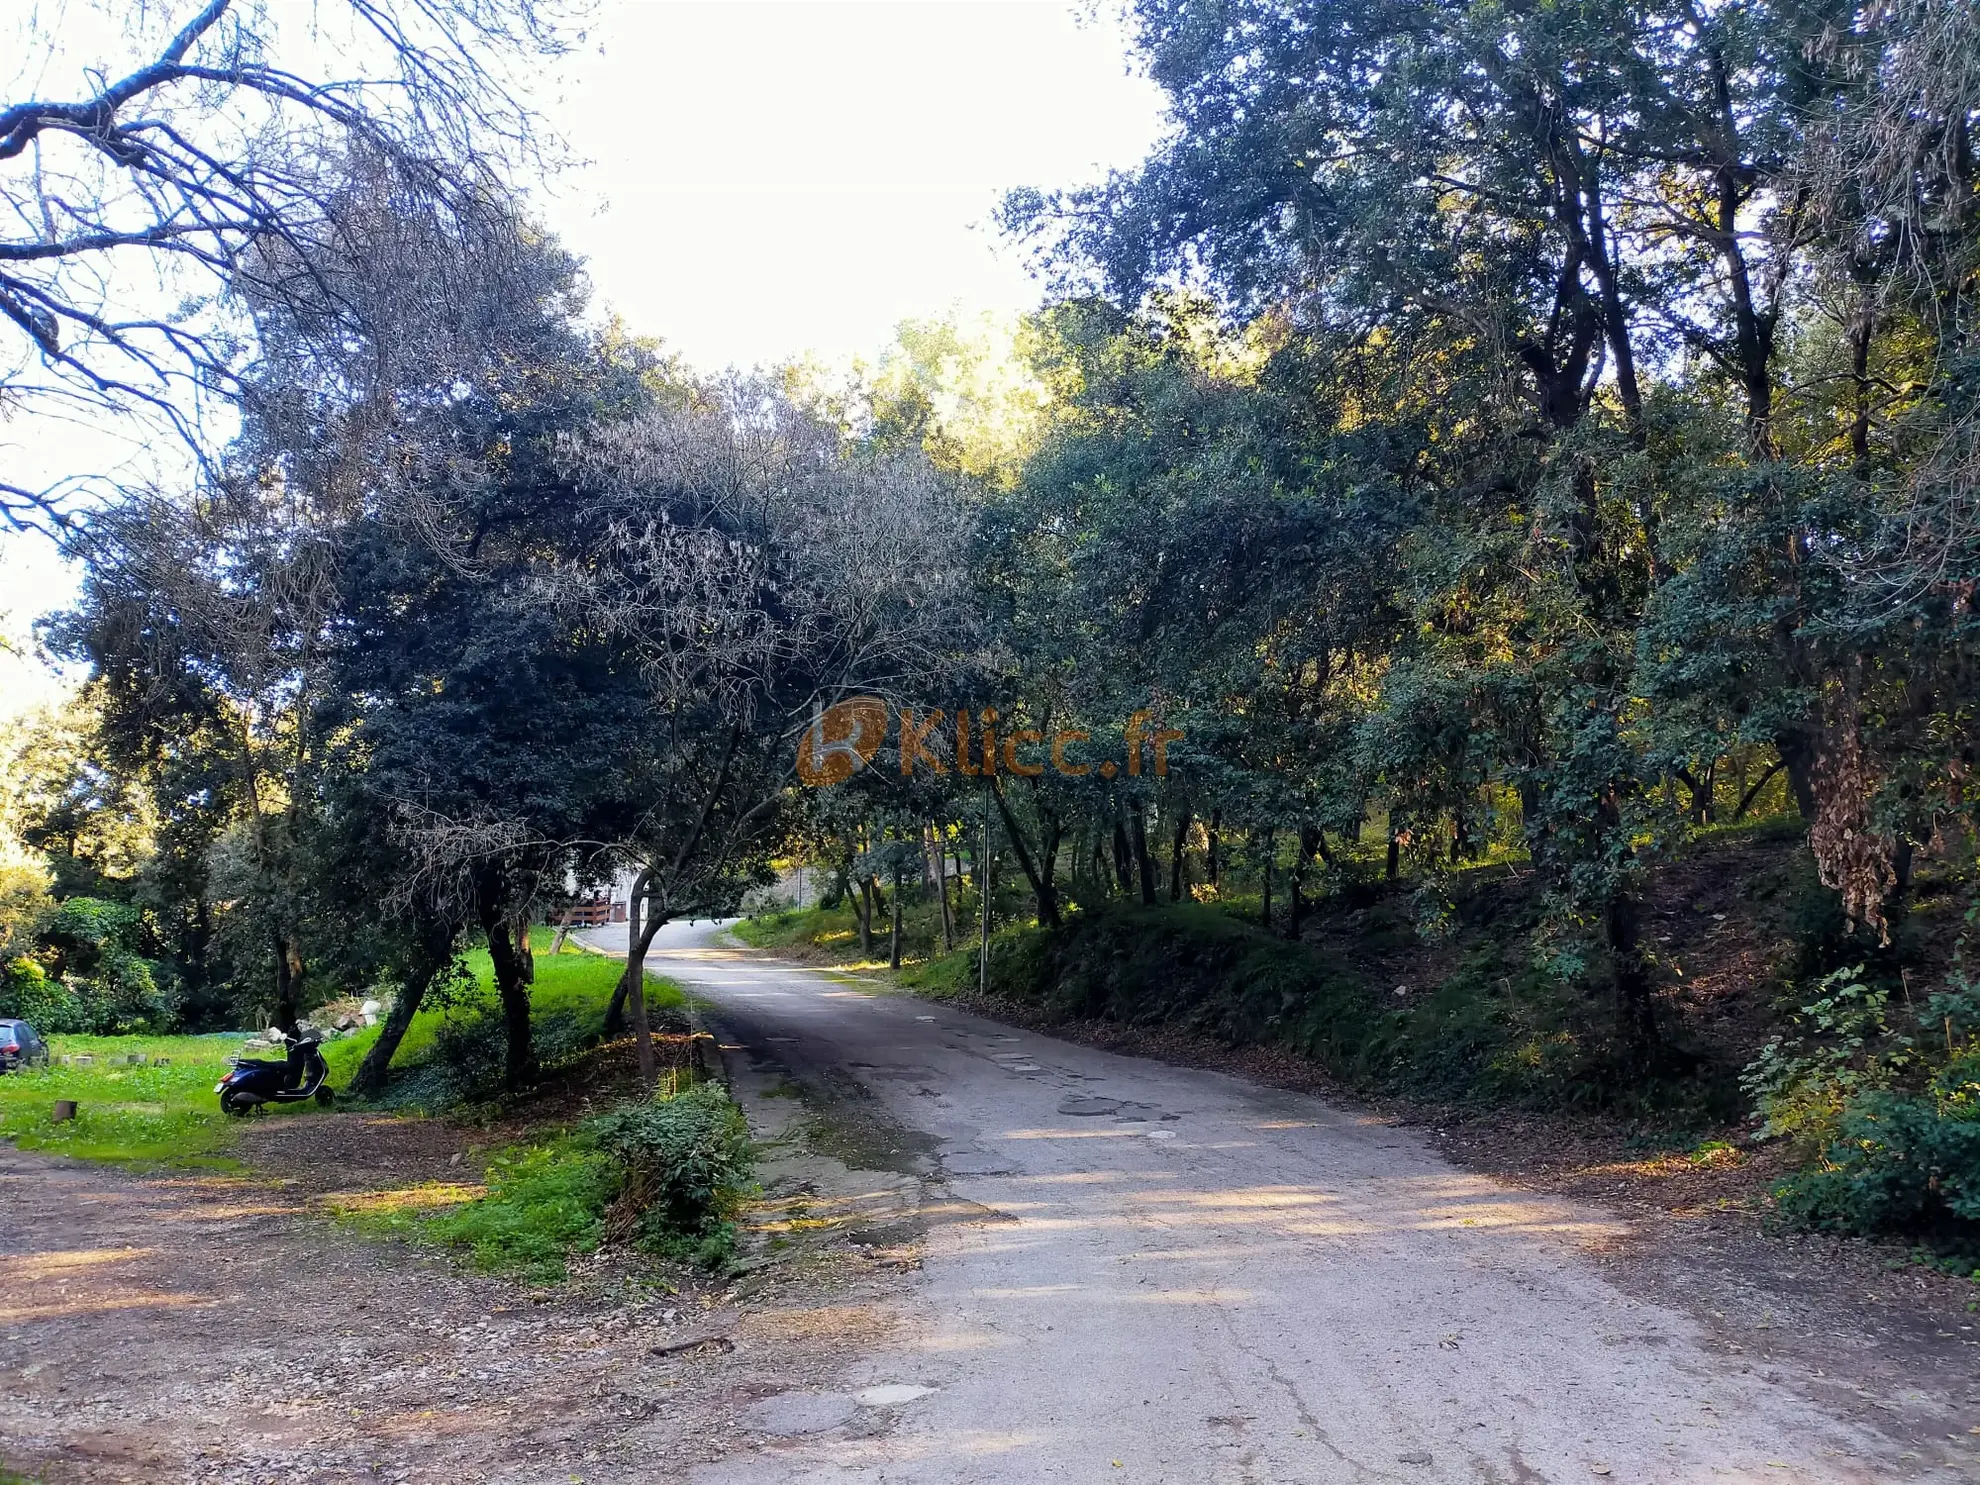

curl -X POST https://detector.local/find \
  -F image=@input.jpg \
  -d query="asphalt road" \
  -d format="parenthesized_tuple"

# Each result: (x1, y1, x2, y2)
(599, 920, 1945, 1485)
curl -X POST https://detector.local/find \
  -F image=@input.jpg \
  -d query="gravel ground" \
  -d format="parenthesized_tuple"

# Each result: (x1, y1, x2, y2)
(0, 1113, 923, 1485)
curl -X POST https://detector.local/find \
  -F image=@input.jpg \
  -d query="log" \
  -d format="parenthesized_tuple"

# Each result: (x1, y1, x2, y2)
(52, 1100, 77, 1123)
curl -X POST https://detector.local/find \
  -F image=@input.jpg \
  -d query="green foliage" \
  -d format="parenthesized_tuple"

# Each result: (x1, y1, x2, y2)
(1769, 1064, 1980, 1270)
(30, 896, 175, 1033)
(0, 860, 53, 959)
(360, 1084, 757, 1282)
(1743, 966, 1917, 1141)
(961, 900, 1719, 1116)
(1748, 960, 1980, 1265)
(589, 1083, 755, 1264)
(0, 956, 83, 1032)
(0, 1033, 247, 1166)
(422, 1137, 618, 1283)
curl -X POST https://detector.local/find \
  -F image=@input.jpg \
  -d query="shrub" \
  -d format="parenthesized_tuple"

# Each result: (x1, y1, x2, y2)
(1742, 965, 1917, 1141)
(424, 1138, 618, 1282)
(589, 1083, 754, 1263)
(1769, 1058, 1980, 1269)
(428, 1015, 508, 1105)
(0, 957, 84, 1032)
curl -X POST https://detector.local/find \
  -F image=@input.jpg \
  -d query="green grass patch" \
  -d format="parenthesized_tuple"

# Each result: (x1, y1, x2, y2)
(0, 1032, 248, 1166)
(331, 1083, 754, 1282)
(326, 928, 685, 1105)
(2, 930, 687, 1163)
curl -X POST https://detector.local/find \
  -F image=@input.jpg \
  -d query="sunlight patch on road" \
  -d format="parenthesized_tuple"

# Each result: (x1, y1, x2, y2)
(0, 1248, 218, 1321)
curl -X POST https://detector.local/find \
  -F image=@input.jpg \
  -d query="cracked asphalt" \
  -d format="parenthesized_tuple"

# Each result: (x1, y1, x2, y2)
(620, 920, 1972, 1485)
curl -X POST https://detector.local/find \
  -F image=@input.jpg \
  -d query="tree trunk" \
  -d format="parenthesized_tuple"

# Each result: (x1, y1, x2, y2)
(271, 932, 304, 1036)
(512, 915, 535, 985)
(890, 860, 904, 969)
(1206, 810, 1221, 886)
(859, 876, 874, 958)
(1131, 809, 1156, 905)
(625, 913, 665, 1093)
(989, 785, 1062, 929)
(1112, 817, 1133, 897)
(1259, 827, 1275, 931)
(931, 824, 955, 951)
(605, 869, 651, 1036)
(1776, 731, 1819, 821)
(1169, 810, 1192, 901)
(1385, 834, 1400, 882)
(1607, 886, 1658, 1062)
(352, 978, 426, 1097)
(481, 907, 536, 1092)
(350, 923, 451, 1098)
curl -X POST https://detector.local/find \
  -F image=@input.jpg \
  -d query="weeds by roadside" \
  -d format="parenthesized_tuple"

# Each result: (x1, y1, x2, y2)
(329, 1083, 756, 1282)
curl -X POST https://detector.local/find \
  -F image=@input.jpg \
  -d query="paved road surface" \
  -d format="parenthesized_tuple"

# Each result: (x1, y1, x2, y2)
(589, 920, 1947, 1485)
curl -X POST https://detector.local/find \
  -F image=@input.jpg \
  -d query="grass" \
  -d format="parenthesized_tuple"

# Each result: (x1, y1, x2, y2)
(0, 929, 681, 1165)
(331, 1130, 618, 1284)
(0, 1033, 251, 1167)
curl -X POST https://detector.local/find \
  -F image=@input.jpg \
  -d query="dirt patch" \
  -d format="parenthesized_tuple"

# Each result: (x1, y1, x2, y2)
(0, 1068, 926, 1484)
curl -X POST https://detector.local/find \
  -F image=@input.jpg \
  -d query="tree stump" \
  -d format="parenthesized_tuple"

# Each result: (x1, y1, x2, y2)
(52, 1100, 78, 1123)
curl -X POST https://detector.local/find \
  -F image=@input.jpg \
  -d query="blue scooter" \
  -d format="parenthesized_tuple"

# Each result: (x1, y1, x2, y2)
(217, 1029, 334, 1114)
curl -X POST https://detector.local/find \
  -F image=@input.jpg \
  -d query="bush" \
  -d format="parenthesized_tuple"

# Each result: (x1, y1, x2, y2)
(1748, 960, 1980, 1267)
(967, 901, 1719, 1116)
(424, 1138, 618, 1283)
(0, 957, 84, 1032)
(1769, 1057, 1980, 1270)
(427, 1015, 508, 1105)
(589, 1083, 754, 1263)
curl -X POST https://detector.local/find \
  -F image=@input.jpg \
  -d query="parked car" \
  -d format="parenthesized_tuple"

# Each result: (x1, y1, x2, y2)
(0, 1019, 51, 1073)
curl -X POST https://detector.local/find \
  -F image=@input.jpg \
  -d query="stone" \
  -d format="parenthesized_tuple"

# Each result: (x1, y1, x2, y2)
(360, 999, 383, 1017)
(740, 1392, 856, 1437)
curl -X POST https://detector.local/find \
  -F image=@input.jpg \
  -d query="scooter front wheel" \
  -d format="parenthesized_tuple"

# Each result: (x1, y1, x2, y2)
(314, 1085, 335, 1107)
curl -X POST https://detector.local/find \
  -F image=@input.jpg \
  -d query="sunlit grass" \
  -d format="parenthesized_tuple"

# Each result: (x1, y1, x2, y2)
(2, 928, 675, 1165)
(0, 1033, 246, 1167)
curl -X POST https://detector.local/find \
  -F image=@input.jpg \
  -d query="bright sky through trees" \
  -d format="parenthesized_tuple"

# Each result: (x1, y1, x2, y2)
(0, 0, 1167, 713)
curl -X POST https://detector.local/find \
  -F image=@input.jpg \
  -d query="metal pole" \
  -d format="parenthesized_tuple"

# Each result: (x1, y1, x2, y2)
(979, 782, 992, 996)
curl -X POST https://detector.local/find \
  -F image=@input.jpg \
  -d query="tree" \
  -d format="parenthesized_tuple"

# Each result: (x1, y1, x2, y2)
(0, 0, 572, 531)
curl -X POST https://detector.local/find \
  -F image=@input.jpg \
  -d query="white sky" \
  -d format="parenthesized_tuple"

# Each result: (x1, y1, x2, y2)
(0, 0, 1168, 718)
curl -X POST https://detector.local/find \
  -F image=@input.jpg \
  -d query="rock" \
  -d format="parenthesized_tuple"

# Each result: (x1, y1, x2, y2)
(360, 999, 383, 1017)
(741, 1392, 856, 1437)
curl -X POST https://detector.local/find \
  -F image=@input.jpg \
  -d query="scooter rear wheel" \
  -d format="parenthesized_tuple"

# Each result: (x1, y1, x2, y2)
(219, 1089, 257, 1117)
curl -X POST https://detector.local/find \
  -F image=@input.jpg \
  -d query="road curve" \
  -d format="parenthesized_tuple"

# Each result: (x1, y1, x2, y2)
(608, 920, 1929, 1485)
